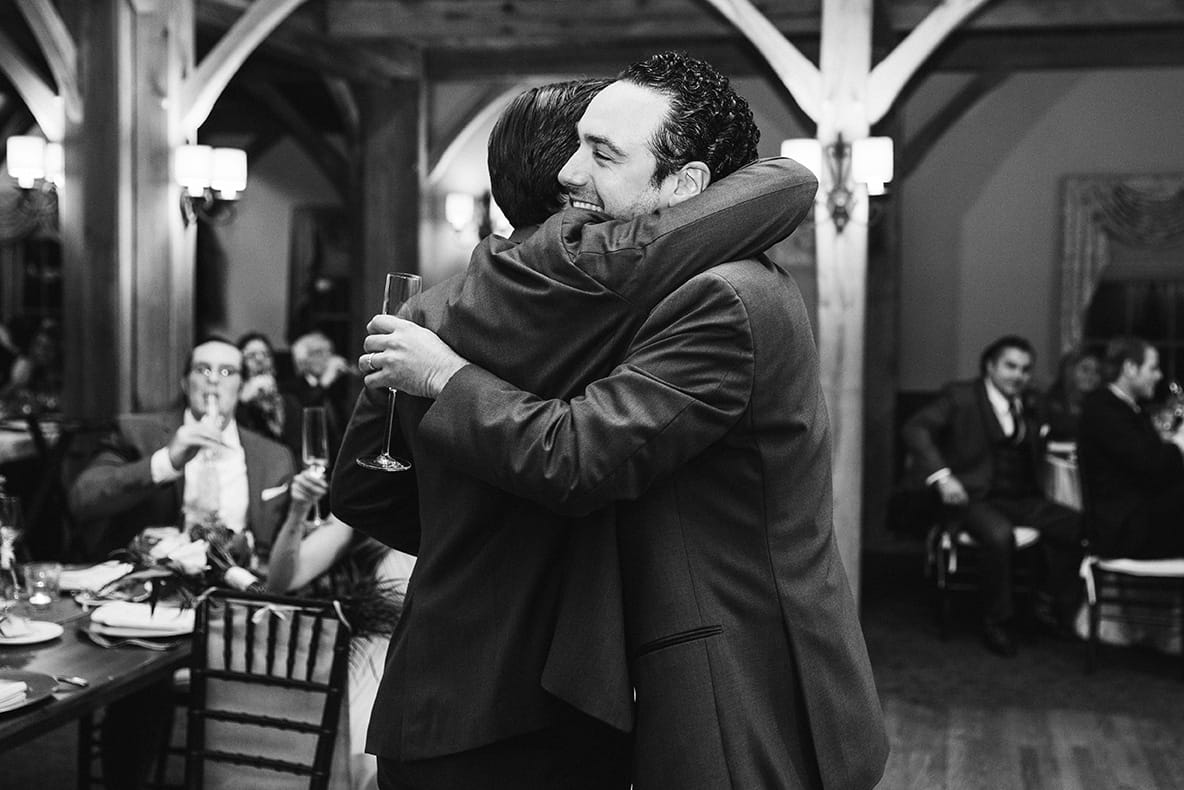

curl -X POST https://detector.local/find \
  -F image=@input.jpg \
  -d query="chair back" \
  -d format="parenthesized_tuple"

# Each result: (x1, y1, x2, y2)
(186, 589, 352, 790)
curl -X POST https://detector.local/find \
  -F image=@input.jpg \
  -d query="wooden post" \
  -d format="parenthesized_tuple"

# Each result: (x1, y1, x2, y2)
(58, 0, 195, 418)
(353, 80, 423, 345)
(815, 0, 874, 597)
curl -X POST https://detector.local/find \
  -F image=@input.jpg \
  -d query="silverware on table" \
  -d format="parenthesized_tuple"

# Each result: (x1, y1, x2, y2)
(82, 629, 179, 652)
(53, 674, 89, 688)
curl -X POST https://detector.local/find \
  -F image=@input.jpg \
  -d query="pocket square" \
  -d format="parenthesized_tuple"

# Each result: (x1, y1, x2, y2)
(261, 483, 289, 501)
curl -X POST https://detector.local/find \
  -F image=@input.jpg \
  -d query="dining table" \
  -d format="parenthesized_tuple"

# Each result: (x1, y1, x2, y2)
(0, 594, 191, 754)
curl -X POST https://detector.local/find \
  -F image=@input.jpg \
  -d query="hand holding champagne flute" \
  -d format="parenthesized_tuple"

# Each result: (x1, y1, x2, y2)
(357, 272, 422, 472)
(301, 406, 330, 524)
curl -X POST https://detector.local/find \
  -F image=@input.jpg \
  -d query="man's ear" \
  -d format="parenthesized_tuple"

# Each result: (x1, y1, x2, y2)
(667, 161, 711, 206)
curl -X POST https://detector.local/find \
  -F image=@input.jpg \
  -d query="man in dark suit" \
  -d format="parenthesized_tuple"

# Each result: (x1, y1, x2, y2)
(901, 335, 1082, 656)
(1079, 336, 1184, 558)
(69, 336, 296, 561)
(346, 53, 886, 790)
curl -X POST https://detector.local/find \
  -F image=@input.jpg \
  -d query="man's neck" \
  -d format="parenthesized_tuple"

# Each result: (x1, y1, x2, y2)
(1108, 382, 1140, 410)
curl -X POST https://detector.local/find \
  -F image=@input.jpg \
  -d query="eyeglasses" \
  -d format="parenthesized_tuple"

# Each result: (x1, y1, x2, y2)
(190, 364, 242, 380)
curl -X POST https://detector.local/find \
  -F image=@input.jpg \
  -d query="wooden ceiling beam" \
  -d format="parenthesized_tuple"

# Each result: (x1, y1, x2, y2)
(239, 80, 350, 200)
(196, 1, 422, 82)
(422, 24, 1184, 81)
(323, 0, 1184, 46)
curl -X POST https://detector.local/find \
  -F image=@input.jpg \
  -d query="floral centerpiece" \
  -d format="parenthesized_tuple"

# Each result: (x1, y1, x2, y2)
(96, 523, 402, 638)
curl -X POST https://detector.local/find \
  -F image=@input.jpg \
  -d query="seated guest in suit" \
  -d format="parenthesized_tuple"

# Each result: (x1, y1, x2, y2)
(69, 336, 303, 788)
(284, 330, 358, 455)
(1078, 336, 1184, 559)
(902, 335, 1083, 656)
(1044, 345, 1102, 442)
(69, 336, 297, 562)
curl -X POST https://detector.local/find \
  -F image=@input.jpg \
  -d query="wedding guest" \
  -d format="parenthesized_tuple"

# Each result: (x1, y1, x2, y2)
(235, 331, 302, 455)
(68, 336, 297, 561)
(267, 471, 414, 790)
(1044, 346, 1102, 442)
(902, 335, 1083, 655)
(1079, 336, 1184, 559)
(0, 317, 63, 413)
(283, 330, 358, 459)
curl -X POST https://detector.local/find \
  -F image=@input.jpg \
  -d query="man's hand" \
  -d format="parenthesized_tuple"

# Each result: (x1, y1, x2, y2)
(165, 423, 226, 471)
(359, 315, 468, 398)
(935, 475, 969, 506)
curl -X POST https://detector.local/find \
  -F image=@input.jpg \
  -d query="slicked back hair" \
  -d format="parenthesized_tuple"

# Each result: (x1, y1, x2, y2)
(488, 78, 611, 229)
(979, 335, 1035, 377)
(1101, 336, 1152, 383)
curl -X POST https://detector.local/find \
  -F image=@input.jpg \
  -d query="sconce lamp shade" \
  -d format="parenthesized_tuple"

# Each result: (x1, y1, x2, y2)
(779, 138, 823, 182)
(851, 137, 894, 196)
(444, 192, 475, 232)
(210, 147, 247, 197)
(175, 144, 213, 193)
(6, 135, 47, 188)
(42, 142, 64, 186)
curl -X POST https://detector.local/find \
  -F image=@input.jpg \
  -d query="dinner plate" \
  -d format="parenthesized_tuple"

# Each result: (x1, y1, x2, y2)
(0, 670, 57, 714)
(88, 622, 192, 638)
(0, 620, 65, 646)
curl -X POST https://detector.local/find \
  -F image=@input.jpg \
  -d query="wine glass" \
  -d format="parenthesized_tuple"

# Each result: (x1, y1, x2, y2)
(301, 406, 330, 525)
(357, 272, 423, 472)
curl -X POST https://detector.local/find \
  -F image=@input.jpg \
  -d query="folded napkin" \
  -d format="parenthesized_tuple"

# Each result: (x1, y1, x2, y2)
(0, 614, 32, 638)
(90, 601, 195, 633)
(0, 679, 28, 708)
(59, 562, 135, 592)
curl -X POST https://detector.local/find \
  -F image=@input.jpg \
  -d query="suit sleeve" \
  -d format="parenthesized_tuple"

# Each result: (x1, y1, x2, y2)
(68, 424, 162, 521)
(516, 157, 817, 314)
(418, 273, 754, 517)
(900, 387, 956, 479)
(1080, 402, 1184, 483)
(330, 390, 421, 554)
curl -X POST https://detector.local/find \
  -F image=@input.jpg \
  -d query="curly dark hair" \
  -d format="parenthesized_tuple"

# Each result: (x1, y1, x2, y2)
(488, 78, 612, 228)
(618, 51, 759, 185)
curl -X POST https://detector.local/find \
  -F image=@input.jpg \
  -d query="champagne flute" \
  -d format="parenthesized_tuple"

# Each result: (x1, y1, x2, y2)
(357, 272, 422, 472)
(301, 406, 330, 525)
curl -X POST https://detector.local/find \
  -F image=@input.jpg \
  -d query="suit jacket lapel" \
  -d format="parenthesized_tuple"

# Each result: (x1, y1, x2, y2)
(975, 380, 1006, 443)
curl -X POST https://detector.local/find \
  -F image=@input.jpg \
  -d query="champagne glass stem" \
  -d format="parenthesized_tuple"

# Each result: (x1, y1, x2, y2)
(380, 388, 398, 462)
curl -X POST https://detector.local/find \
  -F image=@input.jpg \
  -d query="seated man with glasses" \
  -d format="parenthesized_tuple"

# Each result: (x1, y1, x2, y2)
(69, 336, 299, 561)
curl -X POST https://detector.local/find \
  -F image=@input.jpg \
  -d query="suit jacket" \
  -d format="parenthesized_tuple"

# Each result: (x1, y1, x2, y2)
(412, 258, 887, 789)
(1078, 386, 1184, 556)
(68, 409, 296, 558)
(331, 158, 822, 765)
(900, 379, 1044, 501)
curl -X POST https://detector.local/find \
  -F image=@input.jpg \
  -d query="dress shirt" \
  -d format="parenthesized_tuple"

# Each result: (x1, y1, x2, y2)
(149, 410, 249, 534)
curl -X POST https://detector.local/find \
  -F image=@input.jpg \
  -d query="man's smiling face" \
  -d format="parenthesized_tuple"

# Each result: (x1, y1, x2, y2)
(558, 80, 681, 220)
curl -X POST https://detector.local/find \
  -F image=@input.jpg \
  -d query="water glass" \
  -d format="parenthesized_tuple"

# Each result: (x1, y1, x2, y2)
(22, 561, 62, 607)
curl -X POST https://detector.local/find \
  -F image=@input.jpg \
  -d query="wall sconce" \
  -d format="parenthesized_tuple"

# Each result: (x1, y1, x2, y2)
(444, 192, 475, 233)
(4, 136, 61, 227)
(5, 135, 62, 189)
(175, 144, 247, 225)
(780, 135, 894, 232)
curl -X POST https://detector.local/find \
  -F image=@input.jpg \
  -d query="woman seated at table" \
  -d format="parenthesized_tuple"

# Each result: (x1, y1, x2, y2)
(267, 470, 413, 790)
(1043, 345, 1102, 443)
(0, 317, 63, 415)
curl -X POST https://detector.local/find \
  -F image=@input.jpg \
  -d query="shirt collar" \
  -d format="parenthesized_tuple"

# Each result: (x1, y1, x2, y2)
(983, 378, 1012, 414)
(1108, 383, 1140, 412)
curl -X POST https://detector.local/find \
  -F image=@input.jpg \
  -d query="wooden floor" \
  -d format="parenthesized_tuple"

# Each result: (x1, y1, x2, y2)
(9, 544, 1184, 789)
(879, 698, 1184, 790)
